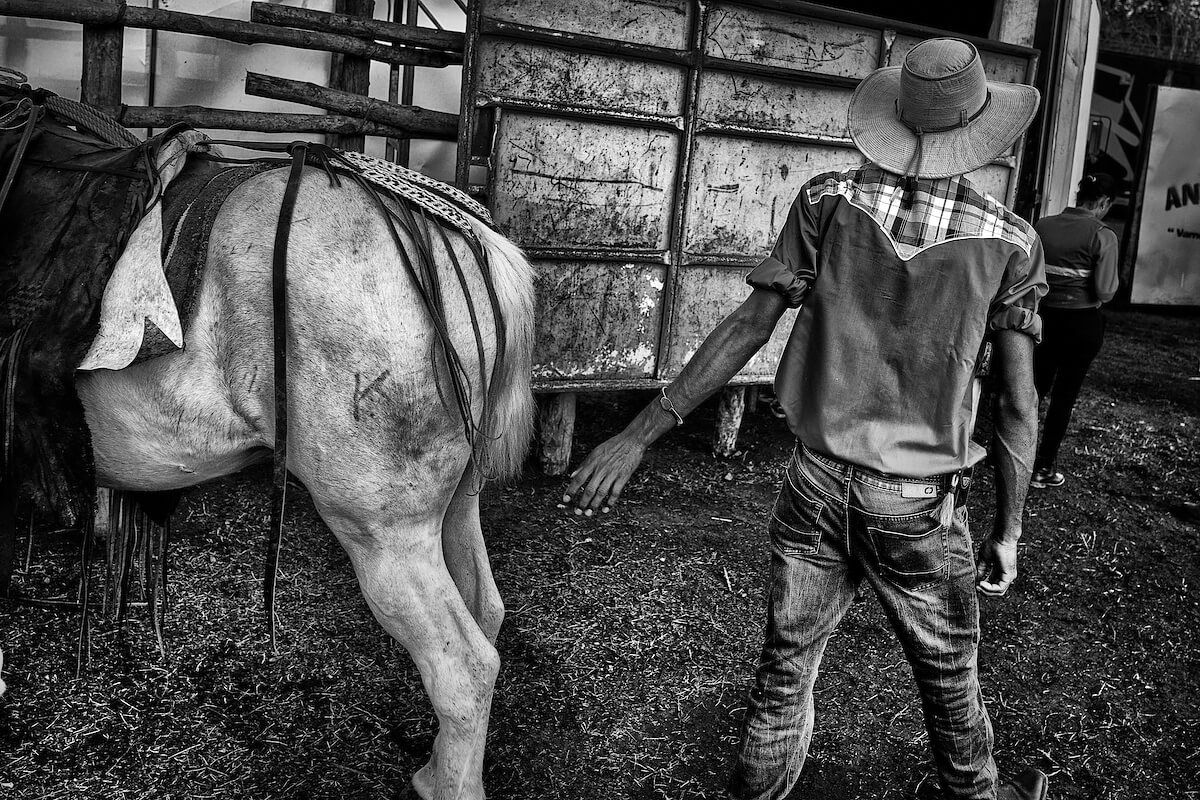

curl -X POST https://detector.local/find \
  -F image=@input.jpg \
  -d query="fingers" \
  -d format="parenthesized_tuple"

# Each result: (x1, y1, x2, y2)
(561, 437, 644, 515)
(976, 574, 1014, 597)
(976, 560, 1017, 596)
(975, 556, 991, 583)
(562, 457, 616, 514)
(564, 461, 591, 499)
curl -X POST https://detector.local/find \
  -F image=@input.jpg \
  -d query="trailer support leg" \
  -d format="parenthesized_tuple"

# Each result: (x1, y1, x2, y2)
(537, 392, 576, 476)
(713, 386, 745, 458)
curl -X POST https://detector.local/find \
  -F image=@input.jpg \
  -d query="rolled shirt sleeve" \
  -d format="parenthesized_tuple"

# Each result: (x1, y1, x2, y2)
(988, 234, 1048, 342)
(1093, 227, 1120, 303)
(745, 188, 821, 308)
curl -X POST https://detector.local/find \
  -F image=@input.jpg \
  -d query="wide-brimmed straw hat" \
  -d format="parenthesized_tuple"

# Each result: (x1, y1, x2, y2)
(848, 38, 1040, 180)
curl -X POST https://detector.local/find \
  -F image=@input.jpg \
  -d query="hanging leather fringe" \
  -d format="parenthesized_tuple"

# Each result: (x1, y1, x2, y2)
(0, 325, 29, 596)
(99, 489, 171, 657)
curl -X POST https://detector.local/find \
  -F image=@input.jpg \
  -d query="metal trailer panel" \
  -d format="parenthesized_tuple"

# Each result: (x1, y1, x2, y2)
(704, 4, 879, 78)
(532, 262, 668, 381)
(683, 137, 863, 258)
(489, 114, 680, 251)
(476, 39, 687, 117)
(482, 0, 692, 49)
(698, 71, 853, 139)
(662, 268, 798, 381)
(467, 1, 1039, 390)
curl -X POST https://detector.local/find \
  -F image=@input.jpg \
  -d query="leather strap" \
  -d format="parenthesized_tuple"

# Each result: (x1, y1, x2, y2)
(264, 143, 307, 650)
(0, 98, 42, 217)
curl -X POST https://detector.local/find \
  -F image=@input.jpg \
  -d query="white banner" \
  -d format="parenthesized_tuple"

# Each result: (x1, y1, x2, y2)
(1132, 86, 1200, 305)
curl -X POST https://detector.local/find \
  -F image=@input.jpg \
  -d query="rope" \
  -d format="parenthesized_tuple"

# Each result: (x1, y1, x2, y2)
(43, 94, 140, 148)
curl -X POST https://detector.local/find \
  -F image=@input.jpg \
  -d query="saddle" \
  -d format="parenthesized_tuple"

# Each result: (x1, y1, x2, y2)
(0, 84, 160, 542)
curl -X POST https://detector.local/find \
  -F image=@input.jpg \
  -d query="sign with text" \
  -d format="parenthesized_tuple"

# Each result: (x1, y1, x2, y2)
(1132, 86, 1200, 305)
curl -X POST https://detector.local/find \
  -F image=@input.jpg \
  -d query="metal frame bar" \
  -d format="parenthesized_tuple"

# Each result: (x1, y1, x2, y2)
(454, 0, 484, 188)
(474, 95, 684, 131)
(480, 18, 692, 66)
(519, 247, 672, 264)
(655, 0, 710, 381)
(532, 374, 768, 392)
(722, 0, 1037, 58)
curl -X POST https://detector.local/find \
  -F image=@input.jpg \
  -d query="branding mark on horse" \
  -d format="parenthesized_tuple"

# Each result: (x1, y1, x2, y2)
(353, 370, 392, 421)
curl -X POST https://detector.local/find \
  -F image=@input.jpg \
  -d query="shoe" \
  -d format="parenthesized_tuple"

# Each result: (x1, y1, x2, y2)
(1169, 501, 1200, 526)
(1030, 466, 1065, 488)
(997, 768, 1048, 800)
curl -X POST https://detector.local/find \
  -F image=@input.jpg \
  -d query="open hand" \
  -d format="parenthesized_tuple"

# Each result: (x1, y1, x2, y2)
(976, 536, 1019, 596)
(562, 434, 646, 515)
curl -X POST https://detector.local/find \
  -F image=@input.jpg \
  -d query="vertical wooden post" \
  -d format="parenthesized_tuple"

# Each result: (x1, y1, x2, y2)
(81, 1, 123, 537)
(713, 386, 746, 457)
(746, 386, 760, 414)
(327, 0, 375, 152)
(80, 0, 123, 113)
(94, 486, 112, 540)
(537, 393, 576, 476)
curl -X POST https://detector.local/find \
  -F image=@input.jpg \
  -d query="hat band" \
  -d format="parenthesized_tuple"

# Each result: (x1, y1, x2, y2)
(896, 90, 992, 136)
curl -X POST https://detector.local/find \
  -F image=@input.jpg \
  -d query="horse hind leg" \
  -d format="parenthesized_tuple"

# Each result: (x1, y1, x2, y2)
(441, 469, 504, 645)
(321, 493, 498, 800)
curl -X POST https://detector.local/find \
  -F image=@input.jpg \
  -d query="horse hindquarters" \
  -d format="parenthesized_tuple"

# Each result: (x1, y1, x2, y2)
(207, 169, 528, 800)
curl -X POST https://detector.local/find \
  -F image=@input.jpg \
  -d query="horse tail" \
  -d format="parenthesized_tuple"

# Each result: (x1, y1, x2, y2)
(466, 216, 536, 481)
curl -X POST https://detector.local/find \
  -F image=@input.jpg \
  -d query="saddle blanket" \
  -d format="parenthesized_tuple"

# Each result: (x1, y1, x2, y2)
(81, 139, 494, 372)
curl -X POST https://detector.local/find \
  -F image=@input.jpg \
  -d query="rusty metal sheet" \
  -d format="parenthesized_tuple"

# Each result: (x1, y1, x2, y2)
(889, 35, 1030, 83)
(532, 261, 666, 381)
(704, 5, 878, 78)
(699, 70, 852, 138)
(660, 267, 797, 380)
(683, 137, 864, 258)
(491, 113, 680, 249)
(476, 39, 686, 117)
(965, 163, 1015, 204)
(482, 0, 690, 49)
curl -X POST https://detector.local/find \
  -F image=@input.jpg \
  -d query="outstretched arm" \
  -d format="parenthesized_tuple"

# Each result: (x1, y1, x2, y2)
(564, 288, 790, 512)
(977, 329, 1039, 596)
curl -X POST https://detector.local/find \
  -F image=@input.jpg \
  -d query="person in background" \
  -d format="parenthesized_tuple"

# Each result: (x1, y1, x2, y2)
(1029, 173, 1120, 489)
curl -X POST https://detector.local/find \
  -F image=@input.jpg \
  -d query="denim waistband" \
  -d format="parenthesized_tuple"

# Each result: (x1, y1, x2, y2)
(798, 441, 958, 493)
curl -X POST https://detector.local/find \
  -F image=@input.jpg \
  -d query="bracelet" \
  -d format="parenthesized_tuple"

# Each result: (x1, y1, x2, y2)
(658, 387, 684, 426)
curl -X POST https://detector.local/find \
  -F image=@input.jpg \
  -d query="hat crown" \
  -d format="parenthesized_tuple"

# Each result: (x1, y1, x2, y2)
(897, 38, 988, 133)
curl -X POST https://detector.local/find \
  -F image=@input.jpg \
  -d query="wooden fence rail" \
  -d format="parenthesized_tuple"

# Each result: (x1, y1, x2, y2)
(249, 2, 464, 55)
(116, 106, 416, 138)
(0, 0, 463, 144)
(0, 0, 459, 68)
(244, 72, 458, 139)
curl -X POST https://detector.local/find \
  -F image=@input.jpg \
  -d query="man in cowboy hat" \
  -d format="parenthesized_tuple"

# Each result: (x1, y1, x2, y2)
(566, 37, 1049, 800)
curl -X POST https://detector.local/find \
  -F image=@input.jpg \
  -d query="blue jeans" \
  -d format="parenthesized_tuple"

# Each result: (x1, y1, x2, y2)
(728, 443, 996, 799)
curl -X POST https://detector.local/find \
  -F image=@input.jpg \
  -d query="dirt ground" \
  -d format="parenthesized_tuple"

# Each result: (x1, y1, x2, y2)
(1, 309, 1197, 800)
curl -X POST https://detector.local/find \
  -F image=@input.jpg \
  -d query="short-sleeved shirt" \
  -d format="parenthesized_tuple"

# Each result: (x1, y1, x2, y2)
(1034, 207, 1119, 308)
(747, 165, 1046, 478)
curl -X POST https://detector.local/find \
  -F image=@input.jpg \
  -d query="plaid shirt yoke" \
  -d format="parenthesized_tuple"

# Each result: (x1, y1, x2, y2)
(805, 166, 1037, 261)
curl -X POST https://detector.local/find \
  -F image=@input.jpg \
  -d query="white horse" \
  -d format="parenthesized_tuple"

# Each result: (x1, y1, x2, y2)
(71, 165, 535, 800)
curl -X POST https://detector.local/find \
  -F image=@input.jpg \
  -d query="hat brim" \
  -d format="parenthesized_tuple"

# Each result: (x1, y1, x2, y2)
(847, 66, 1040, 180)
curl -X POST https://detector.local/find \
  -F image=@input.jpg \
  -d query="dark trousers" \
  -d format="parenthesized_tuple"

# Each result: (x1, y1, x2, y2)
(1033, 306, 1106, 469)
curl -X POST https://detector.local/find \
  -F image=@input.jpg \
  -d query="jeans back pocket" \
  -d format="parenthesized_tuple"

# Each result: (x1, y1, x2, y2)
(769, 469, 824, 556)
(867, 515, 949, 591)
